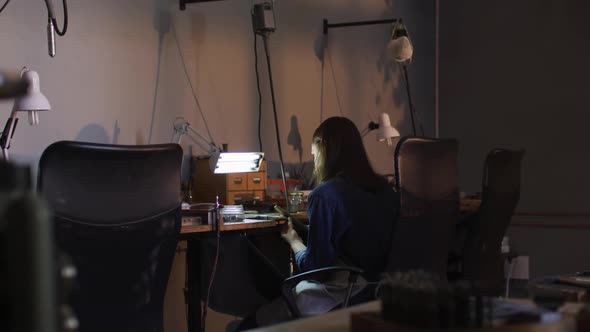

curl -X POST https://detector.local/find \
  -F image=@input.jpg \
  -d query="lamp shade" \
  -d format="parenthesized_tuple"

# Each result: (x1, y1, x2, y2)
(377, 113, 400, 146)
(14, 70, 51, 112)
(387, 22, 413, 63)
(376, 112, 400, 141)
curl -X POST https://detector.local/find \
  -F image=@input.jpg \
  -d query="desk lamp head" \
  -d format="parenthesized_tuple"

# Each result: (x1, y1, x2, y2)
(1, 68, 51, 160)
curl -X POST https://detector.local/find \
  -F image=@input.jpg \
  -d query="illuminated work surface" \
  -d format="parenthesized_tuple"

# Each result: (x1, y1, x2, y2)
(180, 197, 481, 234)
(180, 214, 287, 234)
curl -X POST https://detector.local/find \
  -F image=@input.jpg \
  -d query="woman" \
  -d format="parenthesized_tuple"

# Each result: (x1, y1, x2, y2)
(232, 117, 399, 330)
(282, 116, 399, 281)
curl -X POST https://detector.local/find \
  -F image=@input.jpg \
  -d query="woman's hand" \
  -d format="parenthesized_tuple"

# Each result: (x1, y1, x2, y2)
(281, 218, 306, 253)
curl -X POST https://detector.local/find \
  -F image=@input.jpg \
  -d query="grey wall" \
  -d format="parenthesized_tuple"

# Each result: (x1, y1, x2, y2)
(0, 0, 435, 185)
(440, 0, 590, 277)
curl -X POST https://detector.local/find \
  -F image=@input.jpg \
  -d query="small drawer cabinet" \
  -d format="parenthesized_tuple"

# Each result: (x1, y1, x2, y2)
(190, 157, 266, 205)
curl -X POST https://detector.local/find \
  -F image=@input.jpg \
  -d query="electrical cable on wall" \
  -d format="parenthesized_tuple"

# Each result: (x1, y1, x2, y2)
(170, 20, 216, 147)
(253, 26, 263, 152)
(326, 47, 345, 117)
(505, 258, 517, 299)
(0, 0, 10, 14)
(201, 197, 222, 331)
(400, 63, 424, 136)
(251, 1, 291, 210)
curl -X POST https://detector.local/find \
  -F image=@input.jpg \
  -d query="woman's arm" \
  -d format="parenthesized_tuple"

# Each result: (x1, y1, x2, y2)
(281, 219, 306, 254)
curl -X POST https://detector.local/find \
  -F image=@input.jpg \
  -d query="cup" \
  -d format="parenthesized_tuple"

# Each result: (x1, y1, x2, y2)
(288, 192, 304, 213)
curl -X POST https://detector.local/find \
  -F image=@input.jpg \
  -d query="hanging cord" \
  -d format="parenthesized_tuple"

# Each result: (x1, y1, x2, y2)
(319, 36, 327, 123)
(44, 0, 68, 36)
(400, 63, 424, 136)
(505, 258, 517, 298)
(171, 20, 216, 146)
(253, 25, 263, 152)
(261, 33, 290, 209)
(202, 199, 222, 331)
(327, 47, 345, 117)
(0, 0, 10, 14)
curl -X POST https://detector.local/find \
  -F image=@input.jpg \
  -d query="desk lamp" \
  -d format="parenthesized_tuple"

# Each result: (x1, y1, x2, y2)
(172, 117, 264, 174)
(323, 17, 421, 135)
(0, 68, 51, 160)
(365, 112, 400, 146)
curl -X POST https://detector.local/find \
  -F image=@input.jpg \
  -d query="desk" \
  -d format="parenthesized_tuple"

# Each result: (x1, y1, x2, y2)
(250, 301, 380, 332)
(181, 219, 287, 332)
(250, 300, 576, 332)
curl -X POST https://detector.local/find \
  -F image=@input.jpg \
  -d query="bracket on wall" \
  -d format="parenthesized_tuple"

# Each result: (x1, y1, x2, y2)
(179, 0, 225, 10)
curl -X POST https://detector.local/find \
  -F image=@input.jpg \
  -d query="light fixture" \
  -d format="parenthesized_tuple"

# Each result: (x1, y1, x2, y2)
(387, 21, 413, 63)
(365, 112, 400, 146)
(172, 117, 264, 174)
(377, 113, 400, 146)
(0, 68, 51, 160)
(323, 17, 420, 136)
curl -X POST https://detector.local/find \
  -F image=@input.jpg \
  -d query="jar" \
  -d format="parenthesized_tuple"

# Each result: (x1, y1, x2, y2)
(288, 192, 304, 213)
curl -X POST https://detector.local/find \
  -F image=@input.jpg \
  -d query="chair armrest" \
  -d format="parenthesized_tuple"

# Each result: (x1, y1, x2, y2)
(281, 266, 364, 318)
(283, 266, 364, 286)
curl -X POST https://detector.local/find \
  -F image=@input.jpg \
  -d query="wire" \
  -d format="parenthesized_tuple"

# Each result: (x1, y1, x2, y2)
(253, 25, 263, 152)
(44, 0, 68, 36)
(505, 258, 517, 298)
(326, 47, 344, 116)
(0, 0, 10, 14)
(319, 38, 326, 122)
(171, 20, 216, 146)
(261, 33, 290, 209)
(53, 0, 68, 36)
(401, 64, 424, 136)
(360, 127, 371, 137)
(202, 201, 222, 330)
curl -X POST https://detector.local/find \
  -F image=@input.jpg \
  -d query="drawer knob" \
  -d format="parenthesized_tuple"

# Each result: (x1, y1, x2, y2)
(233, 177, 243, 184)
(252, 177, 262, 184)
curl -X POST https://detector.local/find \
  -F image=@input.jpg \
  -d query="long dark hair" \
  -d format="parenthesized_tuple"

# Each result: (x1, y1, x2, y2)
(312, 117, 386, 191)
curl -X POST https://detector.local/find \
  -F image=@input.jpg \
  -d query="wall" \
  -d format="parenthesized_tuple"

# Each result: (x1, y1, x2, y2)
(439, 0, 590, 277)
(0, 0, 435, 183)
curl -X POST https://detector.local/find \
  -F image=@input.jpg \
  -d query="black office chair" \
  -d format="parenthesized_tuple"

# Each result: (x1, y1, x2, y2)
(37, 141, 183, 332)
(460, 149, 525, 294)
(388, 136, 459, 279)
(280, 137, 458, 319)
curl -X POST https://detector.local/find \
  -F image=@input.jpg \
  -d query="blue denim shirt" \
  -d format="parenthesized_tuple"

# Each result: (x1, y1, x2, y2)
(294, 177, 399, 280)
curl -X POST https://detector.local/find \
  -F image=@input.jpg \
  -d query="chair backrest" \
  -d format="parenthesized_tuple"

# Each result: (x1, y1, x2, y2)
(462, 149, 525, 284)
(388, 137, 459, 279)
(37, 141, 183, 332)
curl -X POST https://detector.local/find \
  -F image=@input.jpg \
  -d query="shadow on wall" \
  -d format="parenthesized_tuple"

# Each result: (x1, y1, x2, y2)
(75, 124, 110, 144)
(287, 115, 303, 163)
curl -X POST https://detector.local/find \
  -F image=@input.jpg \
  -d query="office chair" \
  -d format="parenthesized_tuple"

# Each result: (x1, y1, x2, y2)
(460, 149, 525, 294)
(37, 141, 183, 332)
(388, 136, 459, 279)
(281, 137, 458, 319)
(1, 161, 58, 332)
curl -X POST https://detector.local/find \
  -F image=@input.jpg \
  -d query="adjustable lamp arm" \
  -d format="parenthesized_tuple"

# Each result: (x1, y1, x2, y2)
(173, 118, 220, 155)
(0, 110, 20, 160)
